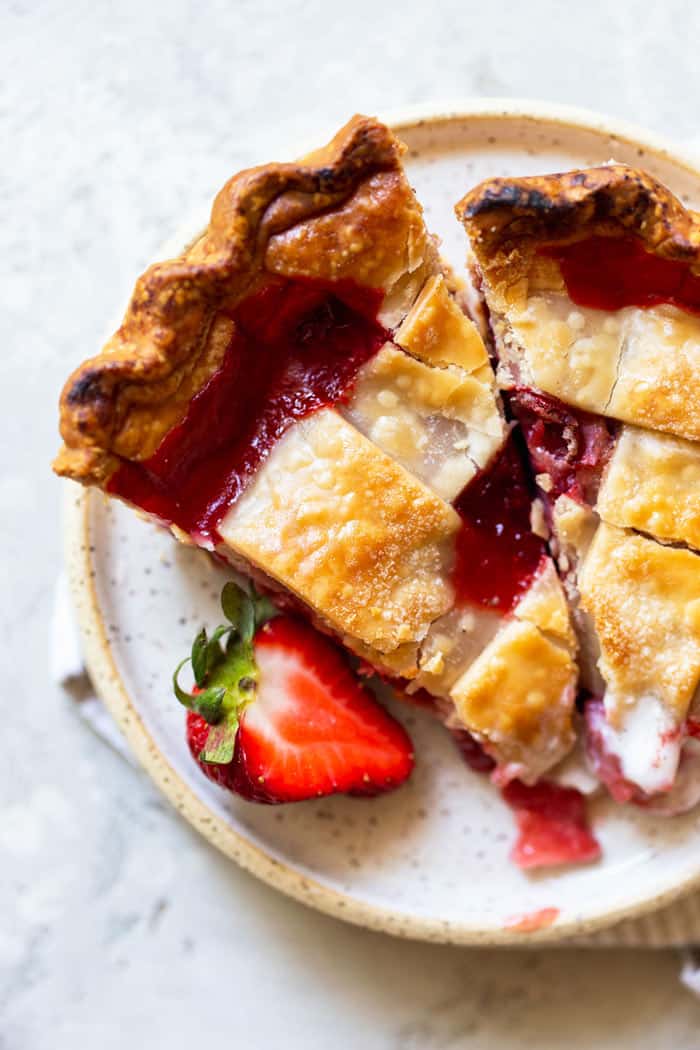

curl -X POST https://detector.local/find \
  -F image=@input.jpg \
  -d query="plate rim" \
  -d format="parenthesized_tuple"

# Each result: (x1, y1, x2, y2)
(64, 100, 700, 946)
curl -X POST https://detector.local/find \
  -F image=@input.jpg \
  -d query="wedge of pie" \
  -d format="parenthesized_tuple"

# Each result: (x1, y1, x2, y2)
(458, 163, 700, 806)
(54, 115, 578, 791)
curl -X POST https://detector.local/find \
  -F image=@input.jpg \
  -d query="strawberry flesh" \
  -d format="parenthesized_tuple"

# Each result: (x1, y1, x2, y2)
(508, 388, 617, 505)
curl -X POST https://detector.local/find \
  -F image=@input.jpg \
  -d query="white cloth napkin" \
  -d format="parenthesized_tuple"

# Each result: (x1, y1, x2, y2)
(52, 572, 133, 762)
(51, 573, 700, 988)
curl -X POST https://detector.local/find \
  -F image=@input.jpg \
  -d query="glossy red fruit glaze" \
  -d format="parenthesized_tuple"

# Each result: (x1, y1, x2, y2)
(108, 277, 386, 544)
(502, 779, 601, 870)
(187, 616, 414, 804)
(509, 388, 617, 504)
(453, 435, 546, 612)
(540, 235, 700, 315)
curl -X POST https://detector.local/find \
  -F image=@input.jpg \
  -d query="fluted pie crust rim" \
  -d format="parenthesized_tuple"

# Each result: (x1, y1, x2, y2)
(54, 115, 428, 486)
(457, 162, 700, 271)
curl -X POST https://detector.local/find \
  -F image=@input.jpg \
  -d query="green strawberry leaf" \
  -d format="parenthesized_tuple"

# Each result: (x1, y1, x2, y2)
(193, 686, 226, 723)
(209, 624, 232, 646)
(173, 657, 197, 710)
(254, 594, 278, 628)
(191, 628, 210, 685)
(221, 581, 248, 625)
(174, 580, 280, 763)
(200, 721, 238, 764)
(206, 626, 233, 673)
(239, 598, 256, 644)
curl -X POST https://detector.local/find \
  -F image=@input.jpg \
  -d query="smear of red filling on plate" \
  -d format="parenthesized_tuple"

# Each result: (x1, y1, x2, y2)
(108, 277, 386, 544)
(502, 779, 601, 870)
(452, 436, 546, 613)
(540, 235, 700, 315)
(451, 734, 600, 870)
(504, 907, 560, 933)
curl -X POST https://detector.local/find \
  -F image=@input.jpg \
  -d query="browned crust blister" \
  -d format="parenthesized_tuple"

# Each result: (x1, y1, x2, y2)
(54, 116, 426, 486)
(456, 163, 700, 280)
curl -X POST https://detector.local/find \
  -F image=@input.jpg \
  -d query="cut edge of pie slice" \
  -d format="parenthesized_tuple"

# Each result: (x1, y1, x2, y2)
(56, 115, 438, 486)
(54, 115, 577, 787)
(458, 162, 700, 803)
(457, 162, 700, 441)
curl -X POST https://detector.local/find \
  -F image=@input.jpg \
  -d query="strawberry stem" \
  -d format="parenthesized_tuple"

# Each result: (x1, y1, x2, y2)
(173, 581, 277, 764)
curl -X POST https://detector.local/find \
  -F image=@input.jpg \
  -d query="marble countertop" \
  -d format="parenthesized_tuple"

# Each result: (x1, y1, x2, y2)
(5, 0, 700, 1045)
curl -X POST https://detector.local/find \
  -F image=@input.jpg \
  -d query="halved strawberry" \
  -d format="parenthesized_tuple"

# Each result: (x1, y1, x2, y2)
(502, 780, 601, 870)
(174, 582, 414, 803)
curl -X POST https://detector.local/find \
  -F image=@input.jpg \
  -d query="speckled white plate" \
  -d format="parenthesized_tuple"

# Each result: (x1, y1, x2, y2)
(65, 102, 700, 945)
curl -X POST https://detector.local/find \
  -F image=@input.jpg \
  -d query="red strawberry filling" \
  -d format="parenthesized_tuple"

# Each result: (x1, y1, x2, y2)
(108, 277, 387, 544)
(449, 730, 600, 869)
(688, 719, 700, 740)
(452, 435, 547, 612)
(504, 907, 560, 932)
(540, 236, 700, 315)
(507, 388, 616, 505)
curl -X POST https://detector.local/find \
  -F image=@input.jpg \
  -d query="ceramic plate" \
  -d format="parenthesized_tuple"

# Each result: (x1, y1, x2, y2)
(65, 102, 700, 944)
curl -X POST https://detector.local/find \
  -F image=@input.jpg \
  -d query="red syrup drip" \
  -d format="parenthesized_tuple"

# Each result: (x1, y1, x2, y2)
(540, 235, 700, 315)
(452, 436, 546, 613)
(107, 278, 387, 543)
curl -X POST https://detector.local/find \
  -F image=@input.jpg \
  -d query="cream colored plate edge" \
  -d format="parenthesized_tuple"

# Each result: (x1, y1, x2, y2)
(64, 101, 700, 945)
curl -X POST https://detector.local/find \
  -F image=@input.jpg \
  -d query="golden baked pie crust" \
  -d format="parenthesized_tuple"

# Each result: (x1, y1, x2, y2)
(450, 619, 576, 778)
(579, 523, 700, 722)
(54, 116, 431, 487)
(457, 163, 700, 285)
(597, 425, 700, 550)
(218, 409, 459, 657)
(457, 165, 700, 440)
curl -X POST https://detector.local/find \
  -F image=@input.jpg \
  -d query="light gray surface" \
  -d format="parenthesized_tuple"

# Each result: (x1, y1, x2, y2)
(4, 1, 700, 1046)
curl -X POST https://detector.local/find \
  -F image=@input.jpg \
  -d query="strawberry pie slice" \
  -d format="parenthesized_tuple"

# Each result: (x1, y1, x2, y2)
(54, 116, 577, 798)
(459, 164, 700, 806)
